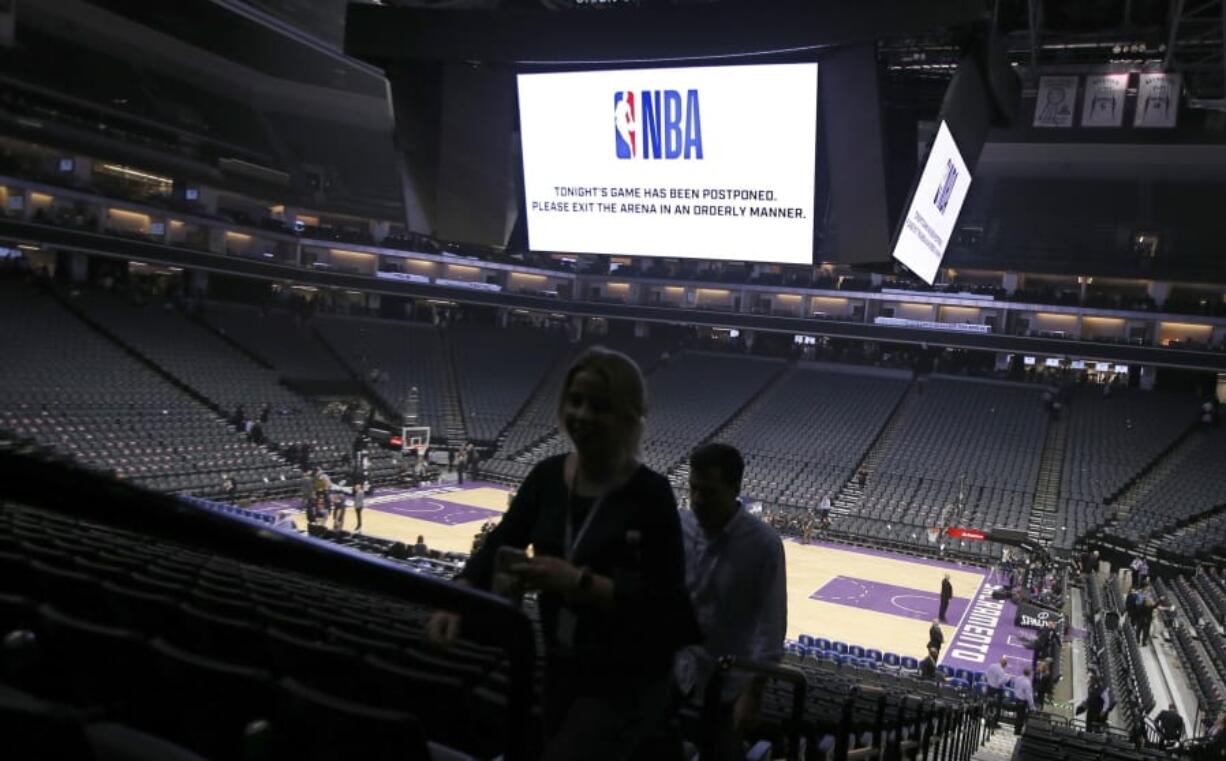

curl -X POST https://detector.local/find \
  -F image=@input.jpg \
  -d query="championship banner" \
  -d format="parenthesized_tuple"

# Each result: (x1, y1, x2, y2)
(1081, 74, 1128, 127)
(1033, 76, 1077, 128)
(1135, 73, 1180, 128)
(1015, 601, 1064, 630)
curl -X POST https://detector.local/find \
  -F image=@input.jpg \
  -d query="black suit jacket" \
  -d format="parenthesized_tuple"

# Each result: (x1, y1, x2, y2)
(929, 624, 944, 649)
(941, 579, 953, 602)
(463, 455, 700, 685)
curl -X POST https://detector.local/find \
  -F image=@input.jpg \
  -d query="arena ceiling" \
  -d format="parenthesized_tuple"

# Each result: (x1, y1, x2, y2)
(236, 0, 1224, 106)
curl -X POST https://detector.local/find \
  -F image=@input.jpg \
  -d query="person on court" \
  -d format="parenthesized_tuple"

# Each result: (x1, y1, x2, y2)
(426, 347, 698, 761)
(928, 618, 944, 657)
(672, 442, 787, 761)
(352, 481, 366, 533)
(939, 574, 953, 623)
(331, 490, 346, 531)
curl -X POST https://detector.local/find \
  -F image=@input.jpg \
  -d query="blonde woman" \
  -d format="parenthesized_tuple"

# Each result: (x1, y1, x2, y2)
(428, 347, 698, 760)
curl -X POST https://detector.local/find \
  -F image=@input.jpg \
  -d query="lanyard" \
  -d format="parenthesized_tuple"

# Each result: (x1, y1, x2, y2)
(563, 472, 607, 562)
(559, 453, 627, 561)
(561, 487, 605, 558)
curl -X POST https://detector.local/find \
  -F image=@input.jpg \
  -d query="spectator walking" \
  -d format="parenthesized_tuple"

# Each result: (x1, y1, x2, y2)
(1034, 659, 1053, 710)
(1013, 668, 1035, 735)
(667, 443, 787, 761)
(426, 347, 698, 761)
(1137, 586, 1157, 646)
(1077, 672, 1111, 732)
(984, 656, 1008, 728)
(1156, 704, 1185, 748)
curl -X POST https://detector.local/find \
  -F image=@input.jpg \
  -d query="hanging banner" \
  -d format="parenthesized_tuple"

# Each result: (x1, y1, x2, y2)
(1081, 74, 1128, 127)
(1033, 76, 1078, 127)
(1135, 73, 1180, 128)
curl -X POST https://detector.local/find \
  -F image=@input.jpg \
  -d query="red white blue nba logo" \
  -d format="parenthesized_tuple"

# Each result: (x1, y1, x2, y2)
(614, 91, 637, 159)
(614, 89, 704, 160)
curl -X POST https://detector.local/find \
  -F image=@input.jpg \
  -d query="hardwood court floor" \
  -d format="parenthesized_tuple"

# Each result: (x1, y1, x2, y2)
(267, 482, 1011, 668)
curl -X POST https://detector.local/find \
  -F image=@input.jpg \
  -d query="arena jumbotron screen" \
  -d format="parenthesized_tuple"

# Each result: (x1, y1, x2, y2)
(516, 63, 819, 264)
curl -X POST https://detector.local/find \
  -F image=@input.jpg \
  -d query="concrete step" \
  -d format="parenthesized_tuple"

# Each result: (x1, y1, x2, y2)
(971, 725, 1018, 761)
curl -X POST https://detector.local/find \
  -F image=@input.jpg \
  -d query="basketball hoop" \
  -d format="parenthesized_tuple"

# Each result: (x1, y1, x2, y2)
(927, 527, 942, 544)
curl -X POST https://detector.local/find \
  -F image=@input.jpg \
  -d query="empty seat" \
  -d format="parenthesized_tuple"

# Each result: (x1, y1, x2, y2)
(273, 678, 430, 761)
(149, 638, 275, 759)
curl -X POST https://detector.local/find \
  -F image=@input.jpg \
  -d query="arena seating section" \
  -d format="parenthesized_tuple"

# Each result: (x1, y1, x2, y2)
(1156, 572, 1226, 721)
(315, 316, 462, 441)
(1017, 715, 1166, 761)
(481, 336, 668, 481)
(0, 448, 1002, 761)
(1101, 425, 1226, 551)
(485, 351, 784, 486)
(0, 282, 293, 498)
(65, 289, 395, 484)
(1060, 387, 1196, 505)
(0, 455, 528, 760)
(717, 366, 909, 509)
(443, 324, 571, 443)
(7, 271, 1223, 558)
(196, 302, 351, 383)
(831, 379, 1046, 559)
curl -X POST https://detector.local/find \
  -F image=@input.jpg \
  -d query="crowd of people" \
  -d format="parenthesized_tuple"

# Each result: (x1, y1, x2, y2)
(760, 501, 831, 545)
(1000, 551, 1068, 610)
(1124, 559, 1166, 648)
(298, 466, 368, 533)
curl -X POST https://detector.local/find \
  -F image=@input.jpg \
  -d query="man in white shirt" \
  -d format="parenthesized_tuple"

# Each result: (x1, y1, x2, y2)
(1012, 667, 1035, 735)
(675, 443, 788, 761)
(984, 656, 1009, 728)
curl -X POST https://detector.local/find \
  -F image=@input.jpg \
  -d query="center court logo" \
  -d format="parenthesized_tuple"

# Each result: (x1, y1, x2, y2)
(613, 89, 704, 160)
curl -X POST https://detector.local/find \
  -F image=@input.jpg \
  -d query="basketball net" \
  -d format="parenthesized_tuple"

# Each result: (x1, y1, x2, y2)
(927, 527, 942, 544)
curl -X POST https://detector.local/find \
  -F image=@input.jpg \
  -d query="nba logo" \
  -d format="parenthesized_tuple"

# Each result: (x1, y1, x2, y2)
(614, 91, 637, 159)
(933, 159, 958, 214)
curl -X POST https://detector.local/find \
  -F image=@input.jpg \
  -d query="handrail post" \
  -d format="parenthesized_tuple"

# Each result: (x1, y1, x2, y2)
(705, 656, 808, 761)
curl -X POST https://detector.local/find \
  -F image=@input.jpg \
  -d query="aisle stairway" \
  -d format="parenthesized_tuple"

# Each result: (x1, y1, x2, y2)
(1029, 415, 1067, 544)
(438, 328, 468, 444)
(971, 727, 1017, 761)
(831, 381, 918, 516)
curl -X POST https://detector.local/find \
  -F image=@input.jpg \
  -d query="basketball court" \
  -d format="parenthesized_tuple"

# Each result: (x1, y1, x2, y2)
(252, 480, 1035, 673)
